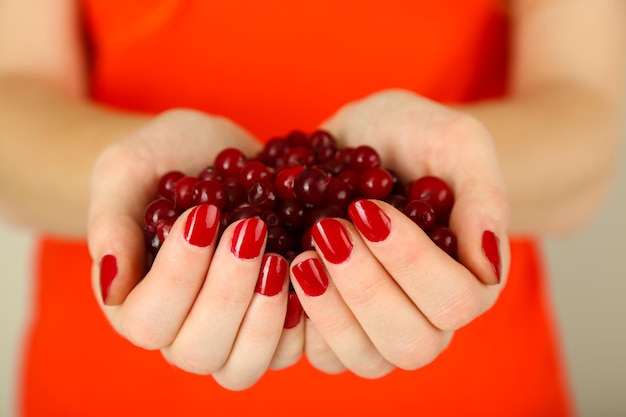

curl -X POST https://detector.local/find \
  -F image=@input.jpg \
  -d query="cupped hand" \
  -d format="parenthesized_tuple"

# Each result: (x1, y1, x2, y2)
(87, 109, 303, 389)
(290, 90, 510, 376)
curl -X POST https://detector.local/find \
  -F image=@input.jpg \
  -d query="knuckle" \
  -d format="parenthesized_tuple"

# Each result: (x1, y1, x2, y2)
(119, 316, 173, 351)
(387, 333, 447, 371)
(344, 277, 387, 310)
(429, 287, 483, 331)
(352, 356, 394, 380)
(270, 349, 303, 371)
(213, 371, 263, 391)
(163, 346, 223, 376)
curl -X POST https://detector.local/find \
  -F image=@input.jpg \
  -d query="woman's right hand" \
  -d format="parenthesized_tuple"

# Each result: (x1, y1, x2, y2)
(87, 109, 303, 390)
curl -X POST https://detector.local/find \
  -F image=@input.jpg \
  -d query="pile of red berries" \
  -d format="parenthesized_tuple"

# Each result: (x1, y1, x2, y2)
(143, 130, 457, 261)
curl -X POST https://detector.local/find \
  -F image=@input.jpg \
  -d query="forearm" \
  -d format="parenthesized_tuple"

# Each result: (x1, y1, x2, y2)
(0, 75, 149, 237)
(460, 82, 624, 235)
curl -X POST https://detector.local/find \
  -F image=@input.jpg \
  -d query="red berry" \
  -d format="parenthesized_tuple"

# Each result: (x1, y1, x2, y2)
(158, 171, 184, 200)
(174, 176, 198, 211)
(274, 165, 305, 200)
(144, 198, 176, 226)
(403, 200, 436, 231)
(428, 225, 457, 258)
(239, 160, 272, 187)
(293, 168, 330, 206)
(192, 180, 227, 209)
(214, 148, 246, 177)
(408, 176, 454, 219)
(359, 167, 393, 199)
(349, 145, 381, 172)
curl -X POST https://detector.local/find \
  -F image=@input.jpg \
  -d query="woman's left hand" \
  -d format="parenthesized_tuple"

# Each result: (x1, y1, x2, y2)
(289, 89, 511, 377)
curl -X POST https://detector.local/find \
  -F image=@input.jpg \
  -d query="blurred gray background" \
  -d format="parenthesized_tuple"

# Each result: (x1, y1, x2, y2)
(1, 142, 625, 417)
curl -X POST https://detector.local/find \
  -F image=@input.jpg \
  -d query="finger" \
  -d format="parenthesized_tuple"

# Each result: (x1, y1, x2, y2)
(211, 254, 291, 390)
(303, 318, 346, 375)
(311, 217, 451, 370)
(395, 114, 510, 286)
(105, 204, 220, 349)
(290, 252, 394, 378)
(348, 199, 502, 331)
(161, 218, 267, 375)
(269, 290, 305, 370)
(88, 143, 160, 307)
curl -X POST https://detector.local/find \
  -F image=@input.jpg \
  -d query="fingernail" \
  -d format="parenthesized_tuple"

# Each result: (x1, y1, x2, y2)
(482, 231, 501, 284)
(100, 254, 117, 304)
(231, 218, 267, 259)
(292, 258, 328, 297)
(312, 218, 353, 264)
(284, 290, 303, 329)
(184, 204, 220, 247)
(256, 254, 287, 296)
(348, 200, 391, 242)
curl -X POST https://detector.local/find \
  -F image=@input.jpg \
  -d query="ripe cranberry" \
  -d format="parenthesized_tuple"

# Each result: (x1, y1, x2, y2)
(326, 177, 352, 210)
(239, 161, 272, 187)
(359, 167, 393, 199)
(266, 226, 289, 255)
(247, 181, 277, 209)
(408, 176, 454, 220)
(349, 145, 381, 172)
(277, 199, 307, 231)
(144, 198, 176, 226)
(197, 166, 223, 182)
(293, 168, 330, 206)
(214, 148, 246, 177)
(192, 180, 227, 210)
(308, 129, 337, 162)
(174, 176, 199, 211)
(158, 171, 185, 201)
(337, 169, 361, 194)
(428, 225, 457, 258)
(262, 137, 289, 164)
(284, 146, 316, 167)
(403, 200, 436, 231)
(274, 165, 305, 200)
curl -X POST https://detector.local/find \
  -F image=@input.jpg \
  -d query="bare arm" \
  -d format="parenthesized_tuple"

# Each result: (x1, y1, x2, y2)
(460, 0, 626, 235)
(0, 0, 148, 236)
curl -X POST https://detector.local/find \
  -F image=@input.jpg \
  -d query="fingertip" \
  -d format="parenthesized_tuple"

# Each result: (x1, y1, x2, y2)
(90, 213, 149, 307)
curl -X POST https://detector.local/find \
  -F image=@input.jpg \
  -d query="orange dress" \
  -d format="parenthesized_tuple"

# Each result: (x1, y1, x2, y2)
(19, 1, 573, 415)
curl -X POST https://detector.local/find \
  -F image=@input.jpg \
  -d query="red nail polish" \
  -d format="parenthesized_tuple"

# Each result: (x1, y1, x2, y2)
(256, 254, 287, 296)
(348, 200, 391, 242)
(284, 290, 303, 329)
(231, 218, 267, 259)
(482, 231, 501, 284)
(292, 258, 328, 297)
(100, 254, 117, 304)
(184, 204, 220, 247)
(312, 218, 353, 264)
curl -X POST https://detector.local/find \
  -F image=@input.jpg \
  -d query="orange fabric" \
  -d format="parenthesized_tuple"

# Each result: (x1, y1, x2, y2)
(20, 1, 573, 416)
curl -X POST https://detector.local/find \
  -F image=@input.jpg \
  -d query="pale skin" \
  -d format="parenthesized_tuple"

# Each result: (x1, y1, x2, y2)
(0, 0, 624, 391)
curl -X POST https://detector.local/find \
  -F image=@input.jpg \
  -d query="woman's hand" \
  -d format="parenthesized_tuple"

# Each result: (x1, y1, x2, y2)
(87, 109, 303, 390)
(289, 90, 511, 377)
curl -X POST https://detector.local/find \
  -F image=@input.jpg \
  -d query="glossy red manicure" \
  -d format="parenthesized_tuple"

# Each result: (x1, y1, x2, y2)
(312, 218, 353, 264)
(482, 230, 501, 284)
(256, 254, 287, 296)
(284, 290, 303, 329)
(100, 254, 117, 304)
(348, 199, 391, 242)
(292, 258, 329, 297)
(231, 218, 267, 259)
(184, 204, 220, 247)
